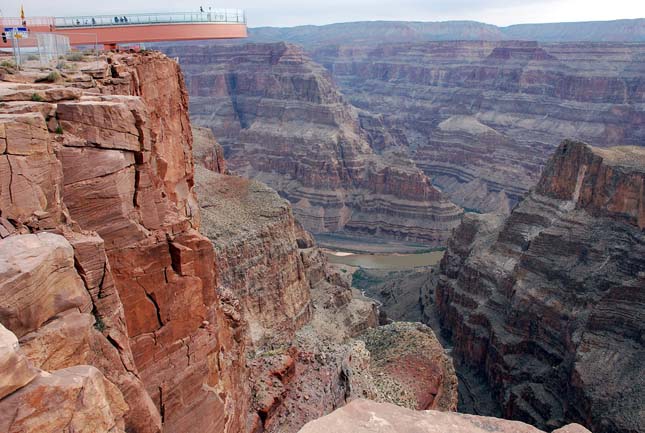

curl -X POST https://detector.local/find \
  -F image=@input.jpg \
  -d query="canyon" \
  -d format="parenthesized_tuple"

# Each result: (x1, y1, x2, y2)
(310, 40, 645, 212)
(434, 140, 645, 433)
(0, 19, 643, 433)
(162, 42, 464, 244)
(247, 19, 645, 46)
(0, 52, 458, 433)
(163, 38, 645, 225)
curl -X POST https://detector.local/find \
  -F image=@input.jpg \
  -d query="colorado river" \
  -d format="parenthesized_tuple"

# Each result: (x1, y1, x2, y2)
(324, 250, 444, 270)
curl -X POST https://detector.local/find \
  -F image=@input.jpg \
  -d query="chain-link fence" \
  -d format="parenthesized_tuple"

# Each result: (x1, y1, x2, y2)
(4, 32, 100, 70)
(8, 32, 70, 66)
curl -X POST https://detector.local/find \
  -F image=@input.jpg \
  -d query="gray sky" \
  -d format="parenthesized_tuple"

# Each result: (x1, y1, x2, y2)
(3, 0, 645, 27)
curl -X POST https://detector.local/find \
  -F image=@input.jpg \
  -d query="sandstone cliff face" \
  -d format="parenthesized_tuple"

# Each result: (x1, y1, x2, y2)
(0, 53, 248, 433)
(162, 42, 463, 245)
(194, 130, 313, 347)
(311, 41, 645, 213)
(434, 140, 645, 433)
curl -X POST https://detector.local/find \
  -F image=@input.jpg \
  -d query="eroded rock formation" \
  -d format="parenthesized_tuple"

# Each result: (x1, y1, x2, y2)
(434, 140, 645, 433)
(194, 125, 379, 432)
(358, 322, 458, 411)
(311, 41, 645, 212)
(162, 42, 463, 244)
(0, 53, 248, 433)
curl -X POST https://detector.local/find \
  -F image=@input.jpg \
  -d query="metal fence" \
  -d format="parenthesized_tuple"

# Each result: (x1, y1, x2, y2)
(5, 32, 79, 67)
(54, 9, 246, 28)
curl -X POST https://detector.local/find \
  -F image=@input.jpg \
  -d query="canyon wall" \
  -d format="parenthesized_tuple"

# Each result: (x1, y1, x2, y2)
(163, 42, 463, 245)
(311, 41, 645, 212)
(0, 53, 249, 433)
(0, 54, 461, 433)
(192, 126, 460, 431)
(434, 140, 645, 433)
(247, 19, 645, 46)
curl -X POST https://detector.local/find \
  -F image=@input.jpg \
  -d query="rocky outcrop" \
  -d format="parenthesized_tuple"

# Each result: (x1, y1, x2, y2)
(195, 165, 313, 347)
(357, 322, 458, 411)
(162, 42, 463, 245)
(193, 126, 227, 174)
(311, 41, 645, 213)
(434, 140, 645, 433)
(194, 125, 383, 432)
(298, 399, 592, 433)
(0, 52, 248, 433)
(0, 323, 128, 433)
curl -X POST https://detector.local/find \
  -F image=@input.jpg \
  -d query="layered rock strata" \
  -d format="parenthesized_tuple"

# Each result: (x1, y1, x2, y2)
(435, 140, 645, 433)
(194, 126, 380, 432)
(0, 53, 248, 433)
(163, 42, 463, 244)
(298, 399, 592, 433)
(311, 41, 645, 212)
(246, 19, 645, 46)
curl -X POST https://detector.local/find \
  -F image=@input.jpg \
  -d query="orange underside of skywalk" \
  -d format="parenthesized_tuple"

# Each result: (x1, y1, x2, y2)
(1, 22, 247, 48)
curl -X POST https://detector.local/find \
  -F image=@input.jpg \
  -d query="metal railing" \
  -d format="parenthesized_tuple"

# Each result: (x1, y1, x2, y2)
(54, 9, 246, 28)
(1, 16, 55, 27)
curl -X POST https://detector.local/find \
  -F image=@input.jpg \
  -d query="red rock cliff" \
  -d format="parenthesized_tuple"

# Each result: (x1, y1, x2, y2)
(0, 52, 248, 433)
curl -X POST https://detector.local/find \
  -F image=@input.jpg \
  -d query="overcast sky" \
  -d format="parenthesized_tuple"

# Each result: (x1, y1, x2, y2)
(3, 0, 644, 27)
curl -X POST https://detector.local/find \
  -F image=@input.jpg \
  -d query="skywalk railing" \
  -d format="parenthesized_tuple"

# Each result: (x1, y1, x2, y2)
(54, 10, 246, 28)
(1, 16, 55, 27)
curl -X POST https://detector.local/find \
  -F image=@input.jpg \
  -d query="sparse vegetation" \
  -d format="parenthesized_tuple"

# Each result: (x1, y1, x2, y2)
(31, 93, 44, 102)
(55, 125, 64, 134)
(351, 268, 384, 288)
(0, 60, 16, 69)
(27, 54, 39, 61)
(93, 315, 106, 331)
(36, 70, 61, 83)
(91, 308, 106, 331)
(66, 52, 85, 62)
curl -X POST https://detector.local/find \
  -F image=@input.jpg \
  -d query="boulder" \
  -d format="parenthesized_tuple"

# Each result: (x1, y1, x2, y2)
(0, 324, 37, 400)
(0, 233, 91, 338)
(0, 365, 128, 433)
(298, 399, 546, 433)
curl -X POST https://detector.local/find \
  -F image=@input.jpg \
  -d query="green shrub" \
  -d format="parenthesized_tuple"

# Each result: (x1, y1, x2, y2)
(31, 93, 44, 102)
(66, 52, 85, 62)
(55, 125, 64, 134)
(35, 70, 61, 83)
(27, 54, 39, 61)
(0, 60, 16, 68)
(93, 315, 105, 332)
